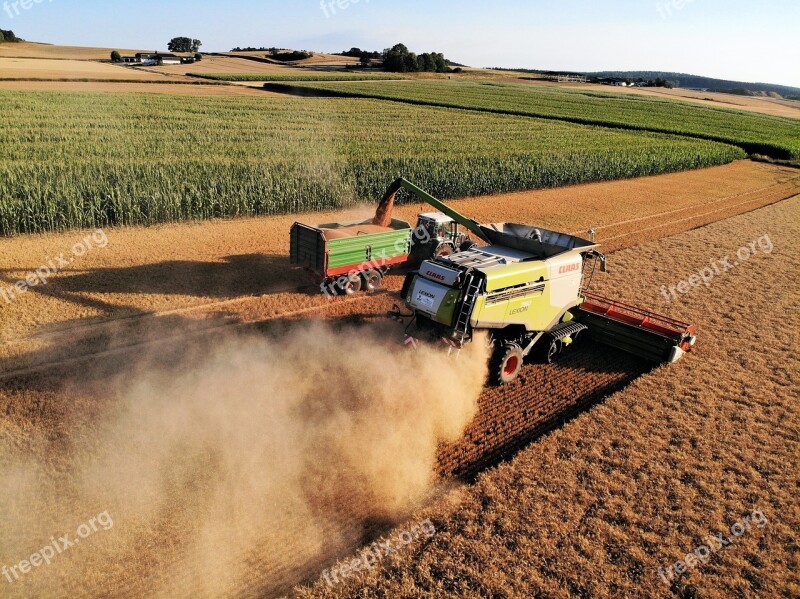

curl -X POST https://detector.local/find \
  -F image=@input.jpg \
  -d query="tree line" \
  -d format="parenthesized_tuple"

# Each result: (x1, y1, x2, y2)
(339, 44, 458, 73)
(0, 29, 21, 42)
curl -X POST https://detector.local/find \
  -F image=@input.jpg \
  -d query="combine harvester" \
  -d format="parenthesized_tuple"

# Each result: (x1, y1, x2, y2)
(377, 178, 697, 384)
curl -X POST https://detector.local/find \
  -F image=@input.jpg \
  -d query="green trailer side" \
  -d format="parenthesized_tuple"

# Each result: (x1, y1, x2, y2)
(290, 218, 413, 286)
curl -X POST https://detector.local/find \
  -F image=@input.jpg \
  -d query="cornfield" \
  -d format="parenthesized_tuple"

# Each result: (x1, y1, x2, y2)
(264, 80, 800, 159)
(0, 90, 744, 235)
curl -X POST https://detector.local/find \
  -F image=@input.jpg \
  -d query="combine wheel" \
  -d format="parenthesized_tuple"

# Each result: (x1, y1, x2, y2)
(490, 342, 524, 385)
(433, 242, 456, 259)
(362, 269, 384, 292)
(337, 275, 362, 295)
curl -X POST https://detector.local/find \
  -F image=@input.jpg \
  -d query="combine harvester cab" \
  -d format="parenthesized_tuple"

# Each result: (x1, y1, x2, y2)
(389, 178, 697, 384)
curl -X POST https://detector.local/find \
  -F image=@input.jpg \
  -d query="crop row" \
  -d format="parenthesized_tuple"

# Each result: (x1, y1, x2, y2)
(188, 73, 406, 82)
(0, 90, 744, 235)
(264, 80, 800, 159)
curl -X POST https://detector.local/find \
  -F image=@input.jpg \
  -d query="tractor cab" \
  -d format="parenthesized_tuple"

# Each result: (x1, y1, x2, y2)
(414, 212, 473, 261)
(417, 212, 455, 240)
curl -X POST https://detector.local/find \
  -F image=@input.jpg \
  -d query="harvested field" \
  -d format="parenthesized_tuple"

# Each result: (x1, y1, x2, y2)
(144, 55, 295, 76)
(0, 57, 167, 80)
(0, 42, 147, 60)
(296, 195, 799, 599)
(0, 80, 277, 97)
(1, 185, 795, 597)
(189, 73, 406, 82)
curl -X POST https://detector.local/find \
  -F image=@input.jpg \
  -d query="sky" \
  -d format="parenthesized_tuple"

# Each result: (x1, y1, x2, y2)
(2, 0, 799, 87)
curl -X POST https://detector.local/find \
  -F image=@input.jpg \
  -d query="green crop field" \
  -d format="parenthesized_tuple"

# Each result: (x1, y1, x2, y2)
(0, 90, 744, 235)
(264, 80, 800, 159)
(188, 73, 406, 82)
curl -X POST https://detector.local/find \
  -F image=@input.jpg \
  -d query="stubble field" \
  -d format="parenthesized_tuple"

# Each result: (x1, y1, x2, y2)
(0, 161, 797, 597)
(298, 195, 799, 599)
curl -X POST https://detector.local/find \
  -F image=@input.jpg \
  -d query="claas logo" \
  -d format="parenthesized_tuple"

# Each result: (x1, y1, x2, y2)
(558, 263, 581, 274)
(425, 270, 446, 281)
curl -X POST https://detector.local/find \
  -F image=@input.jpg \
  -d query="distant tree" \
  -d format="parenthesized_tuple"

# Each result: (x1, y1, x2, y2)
(0, 29, 20, 42)
(404, 52, 420, 72)
(382, 44, 410, 72)
(359, 54, 372, 67)
(110, 50, 121, 62)
(419, 53, 435, 72)
(432, 52, 447, 73)
(270, 50, 313, 62)
(383, 44, 451, 73)
(194, 53, 203, 61)
(168, 37, 201, 53)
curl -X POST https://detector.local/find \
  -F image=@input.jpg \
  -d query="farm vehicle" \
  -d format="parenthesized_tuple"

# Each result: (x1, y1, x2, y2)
(290, 179, 475, 295)
(377, 179, 697, 384)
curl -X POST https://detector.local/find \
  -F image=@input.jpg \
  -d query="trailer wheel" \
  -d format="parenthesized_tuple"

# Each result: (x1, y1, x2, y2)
(490, 342, 524, 385)
(337, 275, 362, 295)
(362, 269, 383, 292)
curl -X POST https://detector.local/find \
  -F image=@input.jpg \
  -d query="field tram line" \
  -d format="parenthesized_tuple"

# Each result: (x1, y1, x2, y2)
(573, 174, 799, 238)
(0, 293, 374, 381)
(1, 181, 796, 380)
(590, 178, 799, 248)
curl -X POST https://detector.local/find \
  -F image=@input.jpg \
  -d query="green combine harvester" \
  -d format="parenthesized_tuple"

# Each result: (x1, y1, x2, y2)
(379, 179, 697, 384)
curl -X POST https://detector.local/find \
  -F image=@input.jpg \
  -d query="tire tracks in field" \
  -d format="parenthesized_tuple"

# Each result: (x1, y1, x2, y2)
(0, 182, 797, 381)
(592, 176, 799, 247)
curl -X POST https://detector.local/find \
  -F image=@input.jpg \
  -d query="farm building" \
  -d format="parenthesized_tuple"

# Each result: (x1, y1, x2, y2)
(132, 52, 182, 65)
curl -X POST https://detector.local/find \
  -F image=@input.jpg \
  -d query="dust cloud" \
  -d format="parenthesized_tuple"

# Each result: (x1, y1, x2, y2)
(0, 322, 488, 597)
